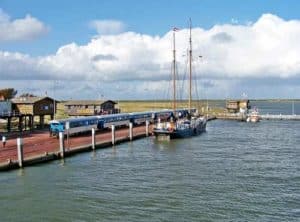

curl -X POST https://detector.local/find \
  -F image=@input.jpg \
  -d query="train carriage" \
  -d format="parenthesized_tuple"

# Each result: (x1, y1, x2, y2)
(97, 113, 131, 129)
(130, 111, 154, 125)
(49, 108, 197, 137)
(49, 116, 99, 136)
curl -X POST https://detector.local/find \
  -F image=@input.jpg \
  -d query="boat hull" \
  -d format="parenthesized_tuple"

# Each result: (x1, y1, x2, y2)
(153, 121, 206, 140)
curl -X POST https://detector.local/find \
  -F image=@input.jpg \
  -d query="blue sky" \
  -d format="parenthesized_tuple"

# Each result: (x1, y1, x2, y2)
(1, 0, 300, 100)
(1, 0, 299, 55)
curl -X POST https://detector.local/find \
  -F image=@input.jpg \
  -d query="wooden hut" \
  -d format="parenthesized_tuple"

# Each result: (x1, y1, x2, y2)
(11, 96, 56, 128)
(226, 100, 250, 113)
(64, 100, 119, 116)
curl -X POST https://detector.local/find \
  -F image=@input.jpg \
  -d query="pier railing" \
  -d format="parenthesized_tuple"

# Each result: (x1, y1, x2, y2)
(0, 111, 21, 118)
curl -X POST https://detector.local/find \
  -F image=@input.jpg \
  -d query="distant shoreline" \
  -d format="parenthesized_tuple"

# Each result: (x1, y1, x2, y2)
(117, 99, 300, 102)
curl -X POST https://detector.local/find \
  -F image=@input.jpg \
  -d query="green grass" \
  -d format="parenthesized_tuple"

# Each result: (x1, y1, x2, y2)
(117, 100, 226, 115)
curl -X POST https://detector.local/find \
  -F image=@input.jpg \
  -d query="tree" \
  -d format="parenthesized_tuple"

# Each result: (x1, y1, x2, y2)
(19, 93, 36, 97)
(0, 88, 17, 100)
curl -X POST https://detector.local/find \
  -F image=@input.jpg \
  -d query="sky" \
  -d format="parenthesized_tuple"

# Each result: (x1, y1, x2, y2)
(1, 0, 300, 100)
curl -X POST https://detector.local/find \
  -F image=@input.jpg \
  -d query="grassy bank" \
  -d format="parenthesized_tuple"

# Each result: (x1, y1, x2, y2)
(117, 100, 226, 115)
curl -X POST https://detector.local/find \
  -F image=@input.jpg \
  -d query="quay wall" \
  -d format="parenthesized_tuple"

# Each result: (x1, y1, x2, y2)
(0, 125, 151, 171)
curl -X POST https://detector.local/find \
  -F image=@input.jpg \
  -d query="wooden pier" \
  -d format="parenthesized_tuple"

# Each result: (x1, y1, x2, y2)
(0, 124, 152, 171)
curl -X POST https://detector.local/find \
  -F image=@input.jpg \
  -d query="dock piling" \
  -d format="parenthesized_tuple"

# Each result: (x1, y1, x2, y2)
(59, 132, 65, 158)
(111, 125, 115, 145)
(17, 138, 23, 168)
(129, 123, 133, 141)
(92, 128, 95, 150)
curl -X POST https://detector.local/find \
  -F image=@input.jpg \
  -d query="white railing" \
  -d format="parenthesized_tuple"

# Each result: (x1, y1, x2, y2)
(261, 114, 300, 120)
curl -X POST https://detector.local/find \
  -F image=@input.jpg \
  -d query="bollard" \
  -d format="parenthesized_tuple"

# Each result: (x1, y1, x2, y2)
(129, 123, 133, 141)
(17, 138, 23, 168)
(146, 120, 150, 136)
(111, 125, 115, 145)
(59, 132, 65, 158)
(92, 128, 95, 150)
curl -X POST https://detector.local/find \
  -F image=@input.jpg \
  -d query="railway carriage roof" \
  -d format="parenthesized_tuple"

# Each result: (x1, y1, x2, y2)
(130, 111, 154, 115)
(49, 116, 99, 124)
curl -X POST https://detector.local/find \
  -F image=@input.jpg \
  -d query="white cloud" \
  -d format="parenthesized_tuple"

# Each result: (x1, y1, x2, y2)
(89, 19, 126, 35)
(0, 9, 48, 42)
(231, 18, 239, 24)
(1, 14, 300, 99)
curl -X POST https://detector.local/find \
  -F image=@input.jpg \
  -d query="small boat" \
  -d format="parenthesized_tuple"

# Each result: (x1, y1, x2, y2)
(246, 108, 260, 123)
(153, 20, 207, 140)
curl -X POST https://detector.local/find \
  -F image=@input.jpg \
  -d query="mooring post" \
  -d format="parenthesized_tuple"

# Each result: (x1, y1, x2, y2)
(129, 122, 133, 141)
(17, 138, 23, 168)
(146, 120, 150, 136)
(59, 132, 65, 158)
(92, 128, 95, 150)
(111, 125, 115, 145)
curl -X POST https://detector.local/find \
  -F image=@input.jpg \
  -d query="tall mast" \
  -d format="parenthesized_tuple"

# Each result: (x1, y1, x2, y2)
(188, 19, 192, 114)
(172, 28, 176, 113)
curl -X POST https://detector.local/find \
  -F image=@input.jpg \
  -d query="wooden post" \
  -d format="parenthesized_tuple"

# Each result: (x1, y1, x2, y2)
(59, 132, 65, 158)
(146, 120, 150, 136)
(39, 115, 44, 129)
(18, 116, 23, 132)
(28, 115, 33, 131)
(7, 117, 11, 132)
(24, 116, 27, 131)
(111, 125, 115, 145)
(91, 128, 95, 150)
(17, 138, 23, 168)
(129, 122, 133, 141)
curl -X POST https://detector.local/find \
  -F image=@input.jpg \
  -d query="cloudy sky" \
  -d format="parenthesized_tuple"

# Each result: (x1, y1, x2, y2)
(1, 0, 300, 100)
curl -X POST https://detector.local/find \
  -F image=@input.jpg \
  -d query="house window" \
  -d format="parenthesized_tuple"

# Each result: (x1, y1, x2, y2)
(41, 105, 49, 110)
(85, 105, 88, 108)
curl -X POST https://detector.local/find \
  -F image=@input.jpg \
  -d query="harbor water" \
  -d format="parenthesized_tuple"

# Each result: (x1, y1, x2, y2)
(0, 104, 299, 221)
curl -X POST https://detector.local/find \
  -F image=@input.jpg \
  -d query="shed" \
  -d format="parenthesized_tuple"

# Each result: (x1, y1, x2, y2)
(226, 100, 250, 113)
(10, 96, 57, 129)
(12, 96, 56, 116)
(64, 100, 119, 116)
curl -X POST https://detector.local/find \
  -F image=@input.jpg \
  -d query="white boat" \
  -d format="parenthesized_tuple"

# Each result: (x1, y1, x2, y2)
(246, 108, 260, 123)
(153, 20, 207, 140)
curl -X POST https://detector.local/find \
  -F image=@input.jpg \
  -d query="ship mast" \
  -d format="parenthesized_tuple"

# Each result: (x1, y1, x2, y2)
(188, 19, 192, 114)
(172, 28, 177, 113)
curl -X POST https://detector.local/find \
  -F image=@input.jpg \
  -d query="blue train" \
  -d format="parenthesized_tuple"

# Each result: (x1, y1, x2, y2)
(49, 109, 194, 136)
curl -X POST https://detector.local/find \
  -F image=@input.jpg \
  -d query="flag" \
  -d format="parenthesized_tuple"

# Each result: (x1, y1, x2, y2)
(173, 27, 180, 31)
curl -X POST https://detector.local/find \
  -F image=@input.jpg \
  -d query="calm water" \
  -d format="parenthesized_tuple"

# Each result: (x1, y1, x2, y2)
(0, 105, 299, 221)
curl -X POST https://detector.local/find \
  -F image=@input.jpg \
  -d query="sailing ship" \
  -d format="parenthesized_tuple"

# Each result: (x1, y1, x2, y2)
(153, 20, 207, 140)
